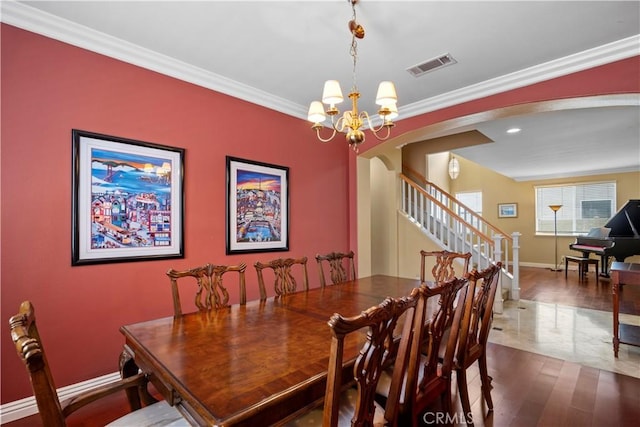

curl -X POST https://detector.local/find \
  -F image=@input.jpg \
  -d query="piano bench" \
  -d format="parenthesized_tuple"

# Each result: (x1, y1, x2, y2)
(565, 256, 599, 281)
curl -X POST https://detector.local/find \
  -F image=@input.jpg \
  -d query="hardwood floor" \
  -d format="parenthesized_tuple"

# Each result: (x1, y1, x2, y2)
(518, 265, 640, 316)
(4, 267, 639, 426)
(441, 342, 640, 427)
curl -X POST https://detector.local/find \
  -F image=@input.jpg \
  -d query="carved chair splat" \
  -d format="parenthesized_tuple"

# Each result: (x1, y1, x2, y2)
(284, 291, 420, 427)
(254, 256, 309, 300)
(420, 250, 472, 283)
(167, 262, 247, 316)
(316, 251, 356, 287)
(377, 277, 471, 427)
(455, 262, 502, 426)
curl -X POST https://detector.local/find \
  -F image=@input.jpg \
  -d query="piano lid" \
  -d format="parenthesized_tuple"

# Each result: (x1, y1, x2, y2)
(586, 227, 610, 238)
(604, 199, 640, 237)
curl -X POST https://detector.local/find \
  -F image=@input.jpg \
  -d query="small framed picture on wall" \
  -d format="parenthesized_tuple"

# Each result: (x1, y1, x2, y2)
(498, 203, 518, 218)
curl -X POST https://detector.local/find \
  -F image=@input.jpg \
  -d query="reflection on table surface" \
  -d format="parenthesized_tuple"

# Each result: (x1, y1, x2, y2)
(120, 275, 422, 426)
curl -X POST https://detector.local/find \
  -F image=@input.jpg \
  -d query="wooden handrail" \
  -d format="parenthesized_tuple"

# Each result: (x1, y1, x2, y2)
(399, 170, 519, 308)
(400, 174, 494, 244)
(401, 164, 512, 244)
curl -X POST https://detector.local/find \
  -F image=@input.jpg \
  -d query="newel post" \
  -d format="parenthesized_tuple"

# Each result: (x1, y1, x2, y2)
(511, 232, 521, 300)
(492, 234, 504, 314)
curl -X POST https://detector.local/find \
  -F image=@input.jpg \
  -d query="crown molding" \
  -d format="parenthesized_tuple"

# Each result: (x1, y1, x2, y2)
(1, 1, 637, 122)
(513, 164, 640, 182)
(0, 1, 306, 118)
(400, 34, 640, 120)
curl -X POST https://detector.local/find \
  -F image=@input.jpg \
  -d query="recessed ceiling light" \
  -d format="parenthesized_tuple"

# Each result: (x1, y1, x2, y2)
(506, 127, 521, 134)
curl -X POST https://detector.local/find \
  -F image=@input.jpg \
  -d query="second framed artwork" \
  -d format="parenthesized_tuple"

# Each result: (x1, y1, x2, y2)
(498, 203, 518, 218)
(226, 156, 289, 254)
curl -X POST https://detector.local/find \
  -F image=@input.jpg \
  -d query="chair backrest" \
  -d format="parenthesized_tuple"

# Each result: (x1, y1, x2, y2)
(10, 301, 66, 426)
(391, 277, 471, 420)
(167, 262, 247, 316)
(254, 257, 309, 300)
(315, 251, 356, 287)
(456, 262, 502, 368)
(323, 291, 420, 427)
(420, 250, 472, 283)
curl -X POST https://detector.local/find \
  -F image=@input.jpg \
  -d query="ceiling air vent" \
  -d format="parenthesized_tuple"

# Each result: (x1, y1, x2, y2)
(406, 53, 457, 77)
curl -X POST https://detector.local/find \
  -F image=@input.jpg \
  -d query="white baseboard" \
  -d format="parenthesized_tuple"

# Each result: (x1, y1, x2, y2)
(0, 372, 120, 423)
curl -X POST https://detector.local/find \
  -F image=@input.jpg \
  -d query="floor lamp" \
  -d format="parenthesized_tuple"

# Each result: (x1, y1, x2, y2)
(549, 204, 563, 271)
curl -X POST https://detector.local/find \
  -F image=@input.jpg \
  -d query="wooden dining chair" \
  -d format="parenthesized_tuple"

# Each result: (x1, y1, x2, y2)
(9, 301, 187, 427)
(420, 250, 472, 283)
(283, 290, 421, 427)
(315, 250, 356, 287)
(376, 277, 471, 426)
(167, 262, 247, 316)
(254, 256, 309, 300)
(454, 262, 502, 426)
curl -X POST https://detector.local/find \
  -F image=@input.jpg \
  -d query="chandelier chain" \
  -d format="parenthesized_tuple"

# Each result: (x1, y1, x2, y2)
(350, 0, 359, 91)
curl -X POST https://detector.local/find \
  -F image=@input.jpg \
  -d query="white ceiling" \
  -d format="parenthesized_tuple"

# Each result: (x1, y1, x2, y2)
(3, 0, 639, 181)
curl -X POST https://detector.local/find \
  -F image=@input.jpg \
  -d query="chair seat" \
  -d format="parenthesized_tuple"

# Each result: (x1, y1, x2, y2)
(285, 387, 386, 426)
(106, 400, 189, 427)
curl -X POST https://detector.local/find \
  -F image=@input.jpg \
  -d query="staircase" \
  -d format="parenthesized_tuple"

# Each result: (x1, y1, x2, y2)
(399, 172, 520, 313)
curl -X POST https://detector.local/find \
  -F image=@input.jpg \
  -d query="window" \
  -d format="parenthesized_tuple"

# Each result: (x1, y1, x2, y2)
(535, 181, 616, 235)
(581, 200, 611, 219)
(456, 191, 482, 229)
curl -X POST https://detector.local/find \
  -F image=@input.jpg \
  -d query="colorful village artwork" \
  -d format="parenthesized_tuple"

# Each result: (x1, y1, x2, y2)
(234, 169, 282, 244)
(90, 148, 173, 249)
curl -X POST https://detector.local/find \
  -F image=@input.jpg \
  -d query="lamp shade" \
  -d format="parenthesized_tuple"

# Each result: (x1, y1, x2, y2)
(375, 81, 397, 106)
(307, 101, 326, 123)
(322, 80, 344, 105)
(386, 103, 398, 120)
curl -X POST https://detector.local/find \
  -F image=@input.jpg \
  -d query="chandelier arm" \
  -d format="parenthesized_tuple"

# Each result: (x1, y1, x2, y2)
(313, 125, 339, 143)
(371, 125, 393, 141)
(358, 111, 384, 133)
(358, 111, 393, 141)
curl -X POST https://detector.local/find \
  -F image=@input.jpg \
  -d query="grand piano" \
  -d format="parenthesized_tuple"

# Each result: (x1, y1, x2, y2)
(569, 199, 640, 277)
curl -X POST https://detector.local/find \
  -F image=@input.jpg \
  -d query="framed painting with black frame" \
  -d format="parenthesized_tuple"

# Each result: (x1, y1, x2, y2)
(72, 129, 185, 265)
(226, 156, 289, 254)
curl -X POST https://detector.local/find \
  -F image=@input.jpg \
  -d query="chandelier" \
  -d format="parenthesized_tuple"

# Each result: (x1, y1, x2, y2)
(307, 0, 399, 151)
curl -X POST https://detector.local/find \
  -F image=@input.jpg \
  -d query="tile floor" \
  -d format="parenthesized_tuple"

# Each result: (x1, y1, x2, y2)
(489, 299, 640, 378)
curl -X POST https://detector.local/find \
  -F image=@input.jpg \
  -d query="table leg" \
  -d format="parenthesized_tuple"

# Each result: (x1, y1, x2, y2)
(612, 272, 620, 357)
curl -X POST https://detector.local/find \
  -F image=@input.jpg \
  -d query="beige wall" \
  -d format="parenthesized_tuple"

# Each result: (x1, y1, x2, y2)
(357, 90, 640, 277)
(396, 212, 442, 279)
(357, 156, 372, 277)
(450, 156, 640, 266)
(427, 152, 450, 192)
(370, 157, 396, 275)
(359, 142, 639, 278)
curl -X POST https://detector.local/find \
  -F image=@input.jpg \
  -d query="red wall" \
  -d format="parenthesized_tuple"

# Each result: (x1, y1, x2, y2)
(2, 23, 638, 405)
(0, 24, 351, 402)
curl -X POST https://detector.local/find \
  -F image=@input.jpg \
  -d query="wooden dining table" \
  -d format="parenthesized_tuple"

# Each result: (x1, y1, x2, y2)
(119, 275, 422, 426)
